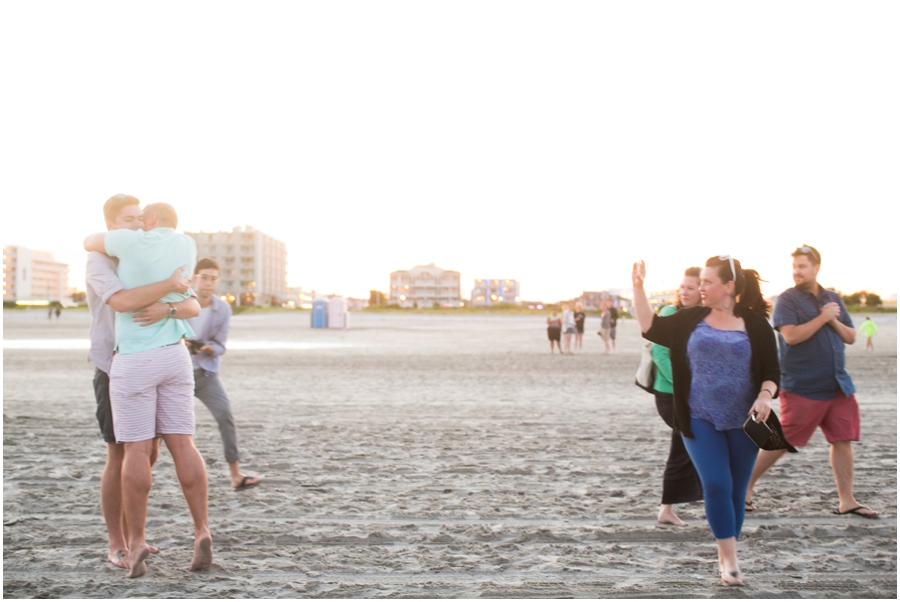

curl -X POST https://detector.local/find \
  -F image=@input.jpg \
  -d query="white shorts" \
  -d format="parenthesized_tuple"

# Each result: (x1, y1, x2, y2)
(109, 343, 196, 442)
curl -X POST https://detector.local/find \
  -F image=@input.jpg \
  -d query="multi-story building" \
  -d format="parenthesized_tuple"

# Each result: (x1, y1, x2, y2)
(185, 226, 287, 306)
(389, 263, 461, 308)
(649, 289, 677, 310)
(578, 289, 633, 314)
(578, 291, 606, 311)
(2, 246, 69, 303)
(471, 279, 520, 306)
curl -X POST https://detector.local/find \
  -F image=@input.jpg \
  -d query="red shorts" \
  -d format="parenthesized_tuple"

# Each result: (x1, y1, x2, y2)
(779, 390, 860, 447)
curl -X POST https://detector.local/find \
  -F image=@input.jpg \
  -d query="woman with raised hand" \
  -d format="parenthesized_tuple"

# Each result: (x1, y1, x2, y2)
(632, 256, 779, 587)
(652, 267, 704, 527)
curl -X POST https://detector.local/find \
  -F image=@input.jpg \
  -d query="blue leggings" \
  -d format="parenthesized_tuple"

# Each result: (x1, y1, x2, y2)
(681, 417, 759, 540)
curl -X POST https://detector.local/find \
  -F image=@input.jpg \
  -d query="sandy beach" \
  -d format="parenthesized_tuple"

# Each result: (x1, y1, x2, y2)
(3, 309, 896, 598)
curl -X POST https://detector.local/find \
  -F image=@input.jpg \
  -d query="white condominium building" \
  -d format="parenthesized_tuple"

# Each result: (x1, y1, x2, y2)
(185, 226, 287, 306)
(389, 263, 461, 308)
(2, 246, 69, 302)
(471, 279, 520, 306)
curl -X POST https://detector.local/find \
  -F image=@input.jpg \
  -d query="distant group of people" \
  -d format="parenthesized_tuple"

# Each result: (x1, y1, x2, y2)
(84, 194, 258, 578)
(545, 299, 617, 355)
(634, 245, 877, 587)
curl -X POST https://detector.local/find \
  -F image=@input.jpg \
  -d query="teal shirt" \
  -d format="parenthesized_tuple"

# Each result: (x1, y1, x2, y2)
(650, 304, 677, 393)
(104, 228, 196, 355)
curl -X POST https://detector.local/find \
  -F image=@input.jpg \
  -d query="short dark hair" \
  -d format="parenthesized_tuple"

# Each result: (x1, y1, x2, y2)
(142, 202, 178, 228)
(194, 257, 220, 274)
(103, 194, 140, 221)
(792, 244, 821, 266)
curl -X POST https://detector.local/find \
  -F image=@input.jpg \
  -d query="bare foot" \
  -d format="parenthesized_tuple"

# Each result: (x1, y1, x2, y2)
(190, 532, 213, 571)
(720, 567, 744, 586)
(108, 549, 129, 569)
(657, 507, 687, 526)
(126, 544, 151, 578)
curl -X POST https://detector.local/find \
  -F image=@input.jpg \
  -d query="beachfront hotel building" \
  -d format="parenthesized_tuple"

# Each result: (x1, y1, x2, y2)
(649, 289, 677, 310)
(185, 226, 287, 306)
(578, 289, 634, 314)
(2, 246, 69, 303)
(389, 263, 461, 308)
(471, 279, 520, 306)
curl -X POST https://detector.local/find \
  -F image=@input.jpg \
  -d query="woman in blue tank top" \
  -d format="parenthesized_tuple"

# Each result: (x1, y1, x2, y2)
(632, 256, 780, 587)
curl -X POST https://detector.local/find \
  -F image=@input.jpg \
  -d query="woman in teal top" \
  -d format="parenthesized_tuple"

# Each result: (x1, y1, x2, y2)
(651, 267, 703, 527)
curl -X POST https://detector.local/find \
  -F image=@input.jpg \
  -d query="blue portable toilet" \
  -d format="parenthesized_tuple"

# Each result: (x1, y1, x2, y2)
(311, 299, 328, 328)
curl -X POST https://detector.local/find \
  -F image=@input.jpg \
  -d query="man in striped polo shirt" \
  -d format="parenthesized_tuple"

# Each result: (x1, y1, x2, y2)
(85, 202, 213, 577)
(86, 194, 201, 570)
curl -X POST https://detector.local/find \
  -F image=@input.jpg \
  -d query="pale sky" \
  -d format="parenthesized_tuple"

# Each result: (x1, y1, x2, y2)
(2, 2, 897, 302)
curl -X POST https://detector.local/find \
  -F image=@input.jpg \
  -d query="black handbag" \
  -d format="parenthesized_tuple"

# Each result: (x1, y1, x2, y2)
(742, 411, 798, 453)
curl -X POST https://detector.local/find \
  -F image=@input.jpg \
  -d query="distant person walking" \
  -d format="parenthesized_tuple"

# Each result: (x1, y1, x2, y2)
(55, 306, 61, 320)
(608, 303, 618, 352)
(651, 267, 703, 527)
(745, 245, 877, 519)
(858, 317, 877, 351)
(561, 303, 576, 355)
(546, 307, 563, 353)
(86, 194, 199, 569)
(573, 302, 586, 352)
(182, 258, 260, 491)
(598, 300, 612, 354)
(633, 256, 779, 586)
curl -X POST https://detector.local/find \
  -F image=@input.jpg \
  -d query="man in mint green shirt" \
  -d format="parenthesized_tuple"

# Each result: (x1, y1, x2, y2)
(84, 201, 212, 578)
(103, 221, 196, 354)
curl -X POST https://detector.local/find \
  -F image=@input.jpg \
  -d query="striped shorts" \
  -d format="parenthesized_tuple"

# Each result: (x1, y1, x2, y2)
(109, 342, 196, 443)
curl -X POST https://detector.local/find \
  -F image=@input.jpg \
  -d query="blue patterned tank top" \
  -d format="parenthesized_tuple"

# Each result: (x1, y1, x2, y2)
(686, 321, 755, 431)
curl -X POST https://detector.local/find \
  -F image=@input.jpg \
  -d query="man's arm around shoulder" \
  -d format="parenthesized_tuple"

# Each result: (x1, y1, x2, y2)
(85, 229, 139, 257)
(84, 233, 107, 253)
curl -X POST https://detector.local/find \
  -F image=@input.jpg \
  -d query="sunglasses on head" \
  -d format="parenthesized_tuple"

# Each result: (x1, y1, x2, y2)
(718, 255, 736, 283)
(796, 244, 820, 264)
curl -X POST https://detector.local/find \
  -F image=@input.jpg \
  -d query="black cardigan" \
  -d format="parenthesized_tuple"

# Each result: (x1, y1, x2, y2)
(643, 306, 780, 439)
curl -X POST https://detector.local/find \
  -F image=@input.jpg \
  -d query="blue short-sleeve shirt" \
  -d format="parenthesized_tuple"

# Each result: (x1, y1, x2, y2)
(772, 284, 855, 400)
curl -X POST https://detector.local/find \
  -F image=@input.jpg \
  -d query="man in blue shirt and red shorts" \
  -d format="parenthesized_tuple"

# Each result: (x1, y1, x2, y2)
(745, 244, 877, 518)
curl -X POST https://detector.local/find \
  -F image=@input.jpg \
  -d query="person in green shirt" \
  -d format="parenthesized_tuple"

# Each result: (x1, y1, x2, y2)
(858, 316, 877, 351)
(651, 267, 703, 527)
